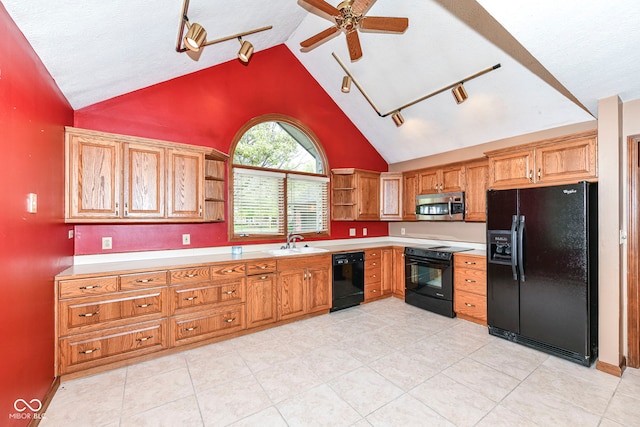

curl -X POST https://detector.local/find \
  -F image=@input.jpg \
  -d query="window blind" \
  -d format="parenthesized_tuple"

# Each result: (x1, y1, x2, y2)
(233, 168, 285, 235)
(287, 174, 329, 234)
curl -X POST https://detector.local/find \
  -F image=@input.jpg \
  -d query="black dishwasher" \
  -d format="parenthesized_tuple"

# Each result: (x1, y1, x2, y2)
(331, 252, 365, 312)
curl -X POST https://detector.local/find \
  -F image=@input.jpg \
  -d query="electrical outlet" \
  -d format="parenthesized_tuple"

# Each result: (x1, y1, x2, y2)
(102, 237, 113, 250)
(349, 228, 356, 237)
(68, 230, 74, 239)
(27, 193, 37, 213)
(401, 227, 406, 235)
(363, 228, 367, 236)
(182, 234, 191, 245)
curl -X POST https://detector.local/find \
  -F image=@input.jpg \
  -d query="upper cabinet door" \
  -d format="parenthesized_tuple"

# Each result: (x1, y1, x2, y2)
(123, 143, 165, 219)
(356, 171, 380, 220)
(167, 149, 204, 220)
(418, 168, 440, 194)
(67, 135, 122, 219)
(402, 171, 418, 221)
(380, 172, 403, 221)
(487, 149, 535, 189)
(441, 165, 465, 193)
(464, 160, 489, 222)
(535, 135, 597, 184)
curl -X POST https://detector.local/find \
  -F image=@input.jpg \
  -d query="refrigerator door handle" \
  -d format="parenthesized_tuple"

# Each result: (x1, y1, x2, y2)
(518, 215, 526, 282)
(511, 215, 518, 280)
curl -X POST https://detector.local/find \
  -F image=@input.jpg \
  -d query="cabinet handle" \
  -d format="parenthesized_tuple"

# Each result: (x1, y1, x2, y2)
(372, 274, 377, 278)
(464, 261, 476, 265)
(225, 317, 236, 323)
(199, 205, 202, 217)
(124, 202, 128, 216)
(225, 290, 236, 295)
(223, 269, 235, 273)
(371, 289, 377, 293)
(135, 278, 154, 283)
(372, 262, 377, 266)
(465, 279, 476, 283)
(78, 311, 100, 318)
(79, 285, 100, 290)
(136, 303, 153, 308)
(186, 274, 197, 278)
(440, 184, 443, 191)
(115, 202, 119, 216)
(537, 168, 542, 181)
(183, 296, 198, 301)
(136, 336, 153, 342)
(465, 302, 476, 307)
(184, 326, 198, 332)
(528, 170, 533, 182)
(259, 276, 268, 280)
(259, 265, 268, 270)
(79, 347, 100, 355)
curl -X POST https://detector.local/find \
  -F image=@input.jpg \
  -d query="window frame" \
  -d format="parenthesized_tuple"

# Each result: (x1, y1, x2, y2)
(228, 114, 330, 242)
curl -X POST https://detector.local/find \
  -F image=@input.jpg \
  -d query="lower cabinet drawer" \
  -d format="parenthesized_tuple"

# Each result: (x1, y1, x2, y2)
(454, 290, 487, 322)
(170, 304, 246, 347)
(58, 320, 167, 375)
(59, 289, 168, 335)
(170, 279, 245, 314)
(454, 268, 487, 295)
(365, 282, 382, 301)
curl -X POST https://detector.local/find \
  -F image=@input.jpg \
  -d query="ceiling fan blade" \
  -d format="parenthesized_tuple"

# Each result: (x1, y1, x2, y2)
(346, 30, 362, 61)
(351, 0, 377, 15)
(359, 16, 409, 33)
(300, 26, 341, 49)
(301, 0, 341, 17)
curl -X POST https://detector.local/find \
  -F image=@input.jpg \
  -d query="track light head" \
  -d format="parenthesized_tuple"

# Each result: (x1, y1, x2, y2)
(391, 111, 404, 127)
(452, 83, 468, 104)
(341, 76, 352, 93)
(184, 22, 207, 52)
(237, 37, 254, 63)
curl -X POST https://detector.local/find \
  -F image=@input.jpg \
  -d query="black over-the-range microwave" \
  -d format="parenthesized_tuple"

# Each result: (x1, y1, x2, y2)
(415, 191, 465, 221)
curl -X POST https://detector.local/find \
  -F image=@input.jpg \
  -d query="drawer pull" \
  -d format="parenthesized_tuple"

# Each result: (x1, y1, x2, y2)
(223, 269, 235, 273)
(135, 278, 154, 283)
(79, 347, 100, 355)
(372, 274, 377, 278)
(186, 273, 197, 278)
(79, 285, 100, 290)
(183, 296, 198, 301)
(259, 276, 268, 280)
(184, 326, 199, 332)
(78, 311, 100, 318)
(465, 279, 476, 283)
(136, 303, 153, 308)
(465, 302, 476, 307)
(259, 265, 268, 270)
(372, 262, 377, 266)
(371, 289, 377, 293)
(136, 336, 154, 342)
(225, 317, 236, 323)
(465, 261, 476, 265)
(225, 290, 236, 295)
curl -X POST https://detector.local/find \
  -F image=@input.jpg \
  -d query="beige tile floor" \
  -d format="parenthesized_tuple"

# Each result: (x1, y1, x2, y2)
(40, 298, 640, 426)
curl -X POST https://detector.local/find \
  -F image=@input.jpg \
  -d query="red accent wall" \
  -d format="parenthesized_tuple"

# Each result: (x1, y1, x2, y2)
(74, 45, 389, 255)
(0, 5, 74, 425)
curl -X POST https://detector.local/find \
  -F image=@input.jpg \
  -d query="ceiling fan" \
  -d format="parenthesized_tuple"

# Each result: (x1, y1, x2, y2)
(299, 0, 409, 61)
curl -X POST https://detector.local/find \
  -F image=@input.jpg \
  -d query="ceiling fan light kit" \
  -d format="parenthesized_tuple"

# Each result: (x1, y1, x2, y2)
(333, 52, 501, 127)
(300, 0, 409, 61)
(176, 0, 271, 63)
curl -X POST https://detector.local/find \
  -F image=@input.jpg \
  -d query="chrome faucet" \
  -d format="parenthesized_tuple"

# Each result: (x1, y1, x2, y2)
(285, 232, 304, 249)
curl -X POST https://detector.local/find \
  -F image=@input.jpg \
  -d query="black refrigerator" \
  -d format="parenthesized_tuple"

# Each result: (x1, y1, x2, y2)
(486, 182, 598, 366)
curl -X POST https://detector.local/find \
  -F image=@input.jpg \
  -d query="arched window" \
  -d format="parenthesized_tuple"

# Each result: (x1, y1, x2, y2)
(229, 114, 329, 240)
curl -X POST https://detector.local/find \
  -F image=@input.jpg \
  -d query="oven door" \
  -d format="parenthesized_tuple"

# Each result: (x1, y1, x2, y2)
(404, 255, 453, 300)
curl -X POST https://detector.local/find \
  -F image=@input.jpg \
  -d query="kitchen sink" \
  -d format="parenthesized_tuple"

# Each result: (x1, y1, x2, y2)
(264, 246, 329, 256)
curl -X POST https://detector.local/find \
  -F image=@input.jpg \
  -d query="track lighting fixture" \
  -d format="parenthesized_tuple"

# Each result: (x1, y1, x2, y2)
(391, 111, 405, 127)
(183, 22, 207, 52)
(452, 83, 468, 104)
(341, 76, 352, 93)
(237, 37, 254, 63)
(176, 0, 271, 63)
(332, 52, 501, 127)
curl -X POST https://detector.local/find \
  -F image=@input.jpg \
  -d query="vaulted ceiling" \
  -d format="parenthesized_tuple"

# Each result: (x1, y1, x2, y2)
(4, 0, 639, 163)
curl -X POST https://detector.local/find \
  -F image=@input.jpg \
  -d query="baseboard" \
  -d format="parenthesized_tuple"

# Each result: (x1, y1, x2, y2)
(596, 356, 627, 377)
(28, 376, 60, 427)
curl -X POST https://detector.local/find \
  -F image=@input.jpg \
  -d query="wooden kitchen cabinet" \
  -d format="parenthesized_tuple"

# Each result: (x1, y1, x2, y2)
(364, 248, 393, 301)
(464, 159, 489, 222)
(402, 171, 418, 221)
(380, 172, 403, 220)
(392, 247, 405, 298)
(277, 254, 331, 320)
(65, 127, 227, 223)
(453, 253, 487, 325)
(418, 165, 465, 194)
(246, 260, 277, 329)
(331, 168, 380, 221)
(486, 130, 597, 189)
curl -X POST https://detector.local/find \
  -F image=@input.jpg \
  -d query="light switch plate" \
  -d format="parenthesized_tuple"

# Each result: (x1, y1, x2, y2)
(182, 234, 191, 245)
(349, 228, 356, 237)
(27, 193, 37, 213)
(102, 237, 112, 250)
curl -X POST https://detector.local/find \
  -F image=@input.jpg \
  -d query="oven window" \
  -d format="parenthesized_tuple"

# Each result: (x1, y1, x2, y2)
(408, 263, 443, 290)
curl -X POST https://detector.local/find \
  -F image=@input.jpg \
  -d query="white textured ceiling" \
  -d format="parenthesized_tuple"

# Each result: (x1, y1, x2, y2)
(3, 0, 639, 164)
